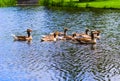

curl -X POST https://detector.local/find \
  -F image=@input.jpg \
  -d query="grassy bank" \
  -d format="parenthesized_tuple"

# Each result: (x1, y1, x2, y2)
(77, 0, 120, 8)
(0, 0, 16, 7)
(0, 0, 120, 9)
(39, 0, 120, 9)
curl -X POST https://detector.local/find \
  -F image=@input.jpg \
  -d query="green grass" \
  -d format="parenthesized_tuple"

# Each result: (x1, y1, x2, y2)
(39, 0, 120, 8)
(77, 1, 120, 8)
(0, 0, 120, 9)
(0, 0, 16, 7)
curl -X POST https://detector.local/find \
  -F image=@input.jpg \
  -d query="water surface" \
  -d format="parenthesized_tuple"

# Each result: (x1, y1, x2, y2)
(0, 6, 120, 81)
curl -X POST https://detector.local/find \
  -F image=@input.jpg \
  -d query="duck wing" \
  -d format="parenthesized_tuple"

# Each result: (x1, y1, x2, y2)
(75, 38, 92, 44)
(41, 35, 55, 41)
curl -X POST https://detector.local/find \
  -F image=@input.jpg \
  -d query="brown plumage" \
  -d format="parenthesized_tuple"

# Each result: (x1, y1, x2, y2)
(12, 29, 32, 41)
(58, 27, 69, 36)
(75, 29, 90, 38)
(41, 31, 59, 42)
(62, 33, 77, 40)
(93, 30, 101, 39)
(75, 29, 101, 39)
(74, 31, 97, 44)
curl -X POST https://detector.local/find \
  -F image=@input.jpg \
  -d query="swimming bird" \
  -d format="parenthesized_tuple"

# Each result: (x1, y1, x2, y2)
(76, 29, 101, 39)
(12, 29, 32, 41)
(58, 32, 77, 40)
(48, 27, 69, 40)
(58, 27, 69, 36)
(41, 31, 59, 42)
(75, 28, 90, 38)
(42, 27, 69, 38)
(74, 30, 97, 44)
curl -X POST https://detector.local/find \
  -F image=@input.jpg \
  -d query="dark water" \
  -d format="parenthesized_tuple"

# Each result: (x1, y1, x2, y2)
(0, 6, 120, 81)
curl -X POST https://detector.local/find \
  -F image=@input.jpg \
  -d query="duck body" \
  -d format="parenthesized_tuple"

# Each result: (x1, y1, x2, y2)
(62, 33, 77, 40)
(41, 35, 56, 41)
(75, 29, 90, 38)
(12, 35, 32, 41)
(75, 37, 96, 44)
(41, 31, 59, 42)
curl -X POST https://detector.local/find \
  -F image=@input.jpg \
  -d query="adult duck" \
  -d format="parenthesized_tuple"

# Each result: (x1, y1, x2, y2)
(58, 27, 69, 36)
(12, 29, 32, 41)
(75, 28, 90, 38)
(50, 27, 69, 40)
(58, 32, 77, 40)
(42, 27, 69, 38)
(76, 29, 101, 39)
(74, 30, 97, 44)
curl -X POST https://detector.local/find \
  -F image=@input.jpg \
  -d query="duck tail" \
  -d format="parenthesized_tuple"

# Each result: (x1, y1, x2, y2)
(11, 34, 17, 40)
(41, 35, 46, 38)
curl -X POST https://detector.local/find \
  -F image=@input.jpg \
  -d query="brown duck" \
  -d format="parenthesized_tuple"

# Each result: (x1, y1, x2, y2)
(12, 29, 32, 41)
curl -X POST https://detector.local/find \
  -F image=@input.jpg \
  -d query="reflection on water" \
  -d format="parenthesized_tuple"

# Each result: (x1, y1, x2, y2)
(0, 7, 120, 81)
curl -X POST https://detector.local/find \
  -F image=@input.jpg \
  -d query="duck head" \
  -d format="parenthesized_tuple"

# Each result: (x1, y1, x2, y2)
(92, 30, 101, 39)
(26, 29, 32, 37)
(72, 33, 77, 37)
(85, 28, 90, 35)
(91, 30, 95, 40)
(64, 27, 69, 36)
(53, 31, 59, 41)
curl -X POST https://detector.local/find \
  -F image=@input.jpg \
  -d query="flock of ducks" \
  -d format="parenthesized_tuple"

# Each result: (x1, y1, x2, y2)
(12, 28, 101, 44)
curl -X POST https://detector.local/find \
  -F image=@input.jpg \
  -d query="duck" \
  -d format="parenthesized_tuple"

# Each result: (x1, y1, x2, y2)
(42, 27, 69, 38)
(58, 27, 69, 36)
(75, 28, 90, 38)
(58, 32, 77, 40)
(74, 30, 97, 44)
(76, 29, 101, 39)
(41, 31, 59, 42)
(12, 29, 32, 41)
(48, 27, 69, 40)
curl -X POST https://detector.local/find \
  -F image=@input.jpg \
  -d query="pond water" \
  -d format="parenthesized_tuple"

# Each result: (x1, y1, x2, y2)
(0, 6, 120, 81)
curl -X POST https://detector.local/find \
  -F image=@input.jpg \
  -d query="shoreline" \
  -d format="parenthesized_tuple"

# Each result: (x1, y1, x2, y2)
(0, 0, 120, 9)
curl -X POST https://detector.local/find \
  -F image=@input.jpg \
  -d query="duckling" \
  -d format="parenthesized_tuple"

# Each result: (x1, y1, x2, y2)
(74, 30, 97, 44)
(41, 31, 59, 42)
(12, 29, 32, 41)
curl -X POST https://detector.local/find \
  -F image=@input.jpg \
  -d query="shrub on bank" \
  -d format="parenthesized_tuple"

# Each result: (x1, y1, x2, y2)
(0, 0, 16, 7)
